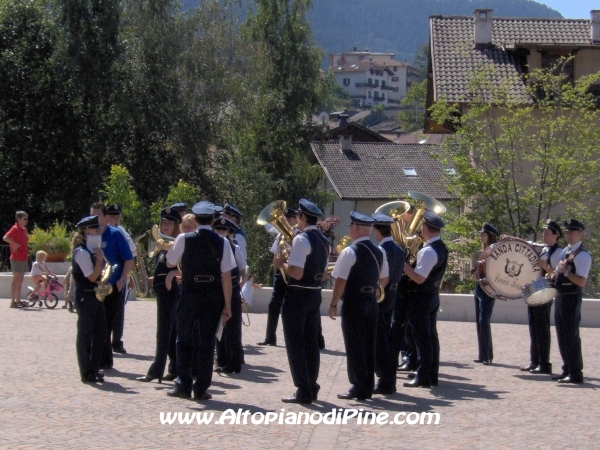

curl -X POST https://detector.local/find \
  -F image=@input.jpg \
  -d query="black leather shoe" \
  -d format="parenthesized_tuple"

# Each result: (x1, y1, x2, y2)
(112, 346, 127, 354)
(407, 373, 416, 380)
(194, 391, 213, 400)
(282, 393, 312, 404)
(163, 373, 177, 382)
(373, 386, 396, 395)
(530, 365, 552, 374)
(403, 379, 431, 388)
(312, 387, 320, 401)
(100, 364, 113, 370)
(318, 339, 325, 350)
(397, 361, 415, 371)
(482, 360, 492, 365)
(216, 366, 240, 374)
(167, 388, 191, 399)
(95, 372, 105, 382)
(136, 375, 162, 383)
(337, 391, 366, 401)
(257, 340, 276, 346)
(81, 374, 97, 383)
(552, 372, 569, 381)
(557, 375, 583, 384)
(521, 364, 536, 371)
(473, 359, 483, 363)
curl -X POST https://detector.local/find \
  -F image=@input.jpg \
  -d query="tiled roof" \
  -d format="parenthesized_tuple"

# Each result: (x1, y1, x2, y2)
(330, 60, 399, 75)
(311, 142, 451, 200)
(430, 15, 595, 104)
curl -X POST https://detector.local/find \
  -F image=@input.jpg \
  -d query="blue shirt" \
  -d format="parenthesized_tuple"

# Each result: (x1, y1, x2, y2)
(101, 225, 134, 285)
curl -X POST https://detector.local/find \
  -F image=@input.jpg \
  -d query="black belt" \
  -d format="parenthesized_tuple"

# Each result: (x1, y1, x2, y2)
(194, 275, 215, 283)
(360, 286, 375, 293)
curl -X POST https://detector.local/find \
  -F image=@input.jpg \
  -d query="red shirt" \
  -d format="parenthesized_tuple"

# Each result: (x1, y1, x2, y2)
(5, 223, 29, 261)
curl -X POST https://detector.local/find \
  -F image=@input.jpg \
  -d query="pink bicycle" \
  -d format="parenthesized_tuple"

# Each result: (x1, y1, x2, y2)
(26, 274, 63, 309)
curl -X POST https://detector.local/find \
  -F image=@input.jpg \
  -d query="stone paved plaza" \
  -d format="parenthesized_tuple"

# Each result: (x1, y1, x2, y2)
(1, 299, 599, 449)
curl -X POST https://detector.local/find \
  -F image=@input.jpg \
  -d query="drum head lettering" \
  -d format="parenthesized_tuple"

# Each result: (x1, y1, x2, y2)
(484, 239, 541, 299)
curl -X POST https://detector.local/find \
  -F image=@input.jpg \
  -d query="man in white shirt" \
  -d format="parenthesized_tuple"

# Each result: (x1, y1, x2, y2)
(402, 211, 448, 388)
(552, 218, 591, 384)
(165, 201, 235, 400)
(329, 211, 389, 400)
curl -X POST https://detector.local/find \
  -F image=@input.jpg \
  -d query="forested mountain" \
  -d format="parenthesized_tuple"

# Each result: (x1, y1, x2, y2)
(183, 0, 562, 63)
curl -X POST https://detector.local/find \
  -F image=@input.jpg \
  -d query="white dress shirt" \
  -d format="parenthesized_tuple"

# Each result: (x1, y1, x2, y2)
(166, 225, 236, 272)
(332, 236, 389, 280)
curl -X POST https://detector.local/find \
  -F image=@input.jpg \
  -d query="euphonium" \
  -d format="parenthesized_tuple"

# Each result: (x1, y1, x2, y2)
(257, 200, 295, 282)
(404, 191, 447, 262)
(94, 261, 113, 301)
(151, 224, 175, 253)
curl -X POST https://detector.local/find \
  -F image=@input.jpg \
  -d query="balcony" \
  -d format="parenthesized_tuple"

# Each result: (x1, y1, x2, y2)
(381, 85, 398, 92)
(355, 82, 377, 88)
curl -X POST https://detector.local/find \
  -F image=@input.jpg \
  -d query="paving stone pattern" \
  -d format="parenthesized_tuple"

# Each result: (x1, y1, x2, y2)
(1, 300, 598, 449)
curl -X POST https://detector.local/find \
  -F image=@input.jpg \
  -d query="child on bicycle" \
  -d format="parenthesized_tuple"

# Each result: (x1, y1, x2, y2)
(29, 250, 54, 299)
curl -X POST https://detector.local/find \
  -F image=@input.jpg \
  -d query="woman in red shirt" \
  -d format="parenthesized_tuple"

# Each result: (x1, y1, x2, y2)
(3, 211, 29, 308)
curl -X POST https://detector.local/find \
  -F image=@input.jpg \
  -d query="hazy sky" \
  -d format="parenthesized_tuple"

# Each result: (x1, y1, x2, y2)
(538, 0, 597, 19)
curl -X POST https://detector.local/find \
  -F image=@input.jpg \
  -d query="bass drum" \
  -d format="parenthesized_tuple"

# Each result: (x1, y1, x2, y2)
(476, 237, 542, 301)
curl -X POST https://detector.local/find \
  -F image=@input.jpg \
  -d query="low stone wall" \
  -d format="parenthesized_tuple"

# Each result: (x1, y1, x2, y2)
(245, 288, 600, 328)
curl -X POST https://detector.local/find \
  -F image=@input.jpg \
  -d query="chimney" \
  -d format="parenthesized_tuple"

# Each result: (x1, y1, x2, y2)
(340, 135, 352, 151)
(474, 9, 493, 47)
(338, 113, 348, 125)
(592, 10, 600, 43)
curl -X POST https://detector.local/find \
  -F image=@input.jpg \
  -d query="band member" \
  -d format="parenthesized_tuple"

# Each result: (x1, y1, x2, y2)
(391, 204, 417, 372)
(552, 219, 591, 384)
(137, 207, 181, 383)
(71, 215, 107, 383)
(165, 201, 235, 399)
(520, 220, 562, 374)
(223, 203, 246, 260)
(403, 211, 447, 388)
(329, 212, 389, 400)
(90, 203, 134, 371)
(170, 202, 188, 217)
(371, 213, 405, 394)
(106, 204, 136, 355)
(214, 216, 248, 374)
(274, 199, 329, 404)
(258, 207, 298, 346)
(471, 222, 499, 365)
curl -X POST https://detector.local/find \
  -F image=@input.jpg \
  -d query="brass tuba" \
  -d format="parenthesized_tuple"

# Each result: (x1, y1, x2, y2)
(376, 192, 446, 263)
(94, 261, 113, 301)
(257, 200, 296, 282)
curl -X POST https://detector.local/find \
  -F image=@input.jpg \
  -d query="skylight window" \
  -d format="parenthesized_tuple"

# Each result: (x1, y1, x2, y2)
(403, 167, 417, 177)
(445, 168, 456, 175)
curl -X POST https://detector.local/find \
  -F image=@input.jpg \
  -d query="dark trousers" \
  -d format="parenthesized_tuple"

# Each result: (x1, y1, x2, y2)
(527, 301, 553, 368)
(554, 292, 583, 377)
(474, 286, 495, 361)
(264, 271, 286, 343)
(341, 299, 378, 397)
(147, 287, 179, 378)
(176, 287, 223, 395)
(76, 294, 107, 378)
(281, 288, 321, 401)
(101, 284, 121, 367)
(375, 304, 395, 390)
(112, 287, 127, 348)
(407, 294, 439, 385)
(216, 288, 243, 371)
(390, 293, 415, 368)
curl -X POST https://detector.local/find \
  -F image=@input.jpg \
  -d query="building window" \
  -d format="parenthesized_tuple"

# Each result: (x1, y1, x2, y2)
(370, 69, 374, 75)
(343, 78, 350, 86)
(393, 66, 397, 71)
(368, 91, 372, 98)
(382, 93, 385, 99)
(368, 78, 372, 85)
(382, 81, 386, 88)
(391, 76, 398, 82)
(375, 80, 379, 87)
(403, 168, 417, 177)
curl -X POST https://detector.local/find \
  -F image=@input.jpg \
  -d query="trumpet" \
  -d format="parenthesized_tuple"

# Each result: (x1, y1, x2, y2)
(257, 200, 295, 282)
